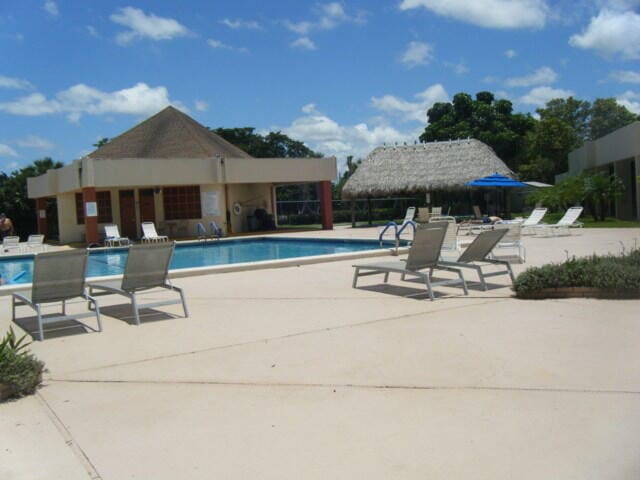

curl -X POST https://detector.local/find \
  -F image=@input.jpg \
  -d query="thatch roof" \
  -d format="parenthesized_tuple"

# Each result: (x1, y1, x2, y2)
(342, 139, 513, 199)
(88, 106, 252, 160)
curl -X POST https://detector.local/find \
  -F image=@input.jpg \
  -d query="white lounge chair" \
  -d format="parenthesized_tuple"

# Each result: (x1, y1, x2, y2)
(431, 206, 442, 216)
(521, 207, 547, 235)
(141, 222, 169, 243)
(2, 236, 22, 254)
(492, 222, 526, 263)
(88, 242, 188, 326)
(104, 224, 130, 247)
(427, 216, 460, 255)
(534, 206, 583, 237)
(24, 234, 47, 253)
(439, 229, 515, 290)
(353, 225, 468, 301)
(12, 250, 102, 341)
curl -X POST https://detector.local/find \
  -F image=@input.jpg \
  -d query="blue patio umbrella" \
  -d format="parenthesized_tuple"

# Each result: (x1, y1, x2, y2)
(466, 173, 527, 217)
(466, 173, 528, 188)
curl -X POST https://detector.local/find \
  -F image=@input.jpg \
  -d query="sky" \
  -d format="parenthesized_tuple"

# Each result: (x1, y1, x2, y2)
(1, 0, 639, 174)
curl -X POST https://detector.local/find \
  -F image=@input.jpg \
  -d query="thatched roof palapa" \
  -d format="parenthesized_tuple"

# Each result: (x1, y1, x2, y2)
(341, 139, 514, 199)
(88, 106, 252, 160)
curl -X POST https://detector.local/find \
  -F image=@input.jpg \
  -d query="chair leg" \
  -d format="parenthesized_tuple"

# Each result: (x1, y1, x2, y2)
(87, 295, 102, 332)
(459, 270, 469, 295)
(424, 275, 435, 301)
(476, 265, 488, 291)
(383, 272, 389, 283)
(62, 299, 66, 315)
(352, 268, 359, 288)
(131, 293, 141, 326)
(36, 305, 44, 341)
(177, 288, 189, 318)
(11, 296, 16, 321)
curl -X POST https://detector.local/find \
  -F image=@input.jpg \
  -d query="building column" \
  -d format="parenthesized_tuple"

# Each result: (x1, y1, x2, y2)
(82, 187, 99, 244)
(318, 180, 333, 230)
(35, 198, 48, 236)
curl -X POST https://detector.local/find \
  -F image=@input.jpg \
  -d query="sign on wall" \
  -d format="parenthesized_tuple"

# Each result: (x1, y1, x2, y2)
(202, 191, 219, 216)
(85, 201, 97, 217)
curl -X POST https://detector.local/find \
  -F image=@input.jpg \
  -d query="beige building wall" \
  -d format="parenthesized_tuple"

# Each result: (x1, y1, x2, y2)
(226, 183, 273, 234)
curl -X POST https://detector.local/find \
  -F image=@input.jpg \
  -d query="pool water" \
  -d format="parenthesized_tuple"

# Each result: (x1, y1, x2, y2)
(0, 237, 396, 285)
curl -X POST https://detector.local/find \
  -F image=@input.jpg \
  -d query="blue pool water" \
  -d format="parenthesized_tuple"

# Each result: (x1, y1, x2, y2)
(0, 237, 396, 285)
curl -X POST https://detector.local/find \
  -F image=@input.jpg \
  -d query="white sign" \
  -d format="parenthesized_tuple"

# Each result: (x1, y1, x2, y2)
(202, 192, 219, 216)
(85, 201, 97, 217)
(38, 209, 46, 219)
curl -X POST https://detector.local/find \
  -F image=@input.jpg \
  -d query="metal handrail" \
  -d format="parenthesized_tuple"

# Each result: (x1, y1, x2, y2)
(397, 220, 417, 240)
(379, 222, 399, 246)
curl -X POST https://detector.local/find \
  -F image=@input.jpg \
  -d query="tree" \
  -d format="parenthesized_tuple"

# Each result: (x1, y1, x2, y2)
(588, 98, 638, 140)
(584, 172, 624, 221)
(334, 155, 361, 199)
(0, 158, 63, 238)
(420, 91, 535, 172)
(93, 137, 110, 148)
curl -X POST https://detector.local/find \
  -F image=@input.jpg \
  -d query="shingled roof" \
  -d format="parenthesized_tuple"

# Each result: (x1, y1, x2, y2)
(342, 139, 513, 199)
(88, 106, 252, 159)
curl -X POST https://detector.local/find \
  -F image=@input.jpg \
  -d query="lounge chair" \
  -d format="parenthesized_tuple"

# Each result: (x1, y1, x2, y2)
(3, 236, 21, 253)
(24, 234, 47, 253)
(534, 206, 583, 237)
(353, 225, 468, 301)
(210, 221, 223, 237)
(402, 206, 416, 224)
(12, 250, 102, 341)
(427, 216, 460, 254)
(431, 206, 442, 216)
(141, 222, 169, 243)
(197, 222, 223, 240)
(88, 242, 188, 325)
(520, 207, 547, 235)
(439, 229, 514, 290)
(492, 222, 526, 263)
(104, 224, 130, 247)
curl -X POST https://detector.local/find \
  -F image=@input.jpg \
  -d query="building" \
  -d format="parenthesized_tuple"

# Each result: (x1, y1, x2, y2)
(558, 121, 639, 220)
(27, 106, 337, 243)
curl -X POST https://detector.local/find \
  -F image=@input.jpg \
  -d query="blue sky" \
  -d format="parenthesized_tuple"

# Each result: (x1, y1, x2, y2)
(1, 0, 639, 174)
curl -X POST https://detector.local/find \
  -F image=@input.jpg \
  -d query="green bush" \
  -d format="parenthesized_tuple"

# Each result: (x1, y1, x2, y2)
(0, 328, 44, 401)
(514, 250, 640, 297)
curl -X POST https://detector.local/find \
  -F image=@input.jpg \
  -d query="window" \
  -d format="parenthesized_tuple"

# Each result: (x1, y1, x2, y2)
(163, 186, 202, 220)
(75, 191, 113, 224)
(75, 193, 84, 225)
(96, 191, 112, 223)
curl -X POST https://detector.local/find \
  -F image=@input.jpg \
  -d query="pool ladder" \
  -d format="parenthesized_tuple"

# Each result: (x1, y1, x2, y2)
(379, 221, 417, 250)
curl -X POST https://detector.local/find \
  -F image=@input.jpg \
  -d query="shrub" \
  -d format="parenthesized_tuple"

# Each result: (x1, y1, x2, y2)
(0, 328, 44, 401)
(513, 249, 640, 297)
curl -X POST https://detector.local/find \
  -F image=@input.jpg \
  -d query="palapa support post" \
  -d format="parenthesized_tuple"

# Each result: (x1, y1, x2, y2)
(82, 187, 99, 244)
(318, 180, 333, 230)
(35, 198, 48, 236)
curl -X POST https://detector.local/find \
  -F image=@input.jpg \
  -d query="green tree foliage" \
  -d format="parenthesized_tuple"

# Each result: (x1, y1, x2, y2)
(213, 127, 323, 201)
(0, 158, 63, 238)
(93, 137, 110, 148)
(334, 155, 361, 199)
(420, 91, 536, 172)
(584, 172, 625, 221)
(589, 98, 639, 140)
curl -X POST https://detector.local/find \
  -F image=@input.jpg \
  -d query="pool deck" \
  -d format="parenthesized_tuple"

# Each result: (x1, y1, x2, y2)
(1, 226, 639, 479)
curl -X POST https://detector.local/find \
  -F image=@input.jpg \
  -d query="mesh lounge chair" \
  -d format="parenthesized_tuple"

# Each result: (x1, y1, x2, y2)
(25, 234, 47, 253)
(104, 224, 130, 247)
(88, 242, 188, 326)
(534, 206, 583, 237)
(141, 222, 169, 243)
(521, 207, 547, 235)
(427, 217, 460, 255)
(3, 236, 21, 253)
(12, 250, 102, 341)
(353, 225, 468, 301)
(439, 229, 514, 290)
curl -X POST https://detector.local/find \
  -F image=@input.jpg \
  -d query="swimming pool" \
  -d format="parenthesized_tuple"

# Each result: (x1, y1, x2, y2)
(0, 237, 399, 285)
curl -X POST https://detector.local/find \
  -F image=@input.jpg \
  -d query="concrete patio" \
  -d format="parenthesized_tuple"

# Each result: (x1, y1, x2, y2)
(1, 227, 639, 479)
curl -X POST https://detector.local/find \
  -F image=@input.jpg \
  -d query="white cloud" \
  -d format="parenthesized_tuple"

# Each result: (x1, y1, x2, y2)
(278, 104, 420, 162)
(284, 2, 366, 35)
(569, 9, 640, 59)
(110, 7, 190, 45)
(43, 1, 59, 17)
(0, 144, 18, 157)
(617, 90, 640, 114)
(608, 70, 640, 84)
(505, 66, 558, 87)
(504, 49, 517, 58)
(399, 41, 434, 68)
(371, 84, 449, 123)
(0, 75, 33, 90)
(220, 18, 261, 30)
(290, 37, 317, 50)
(445, 61, 469, 74)
(86, 26, 99, 38)
(399, 0, 548, 29)
(519, 86, 574, 106)
(194, 100, 208, 112)
(16, 135, 55, 150)
(0, 82, 178, 120)
(207, 39, 248, 53)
